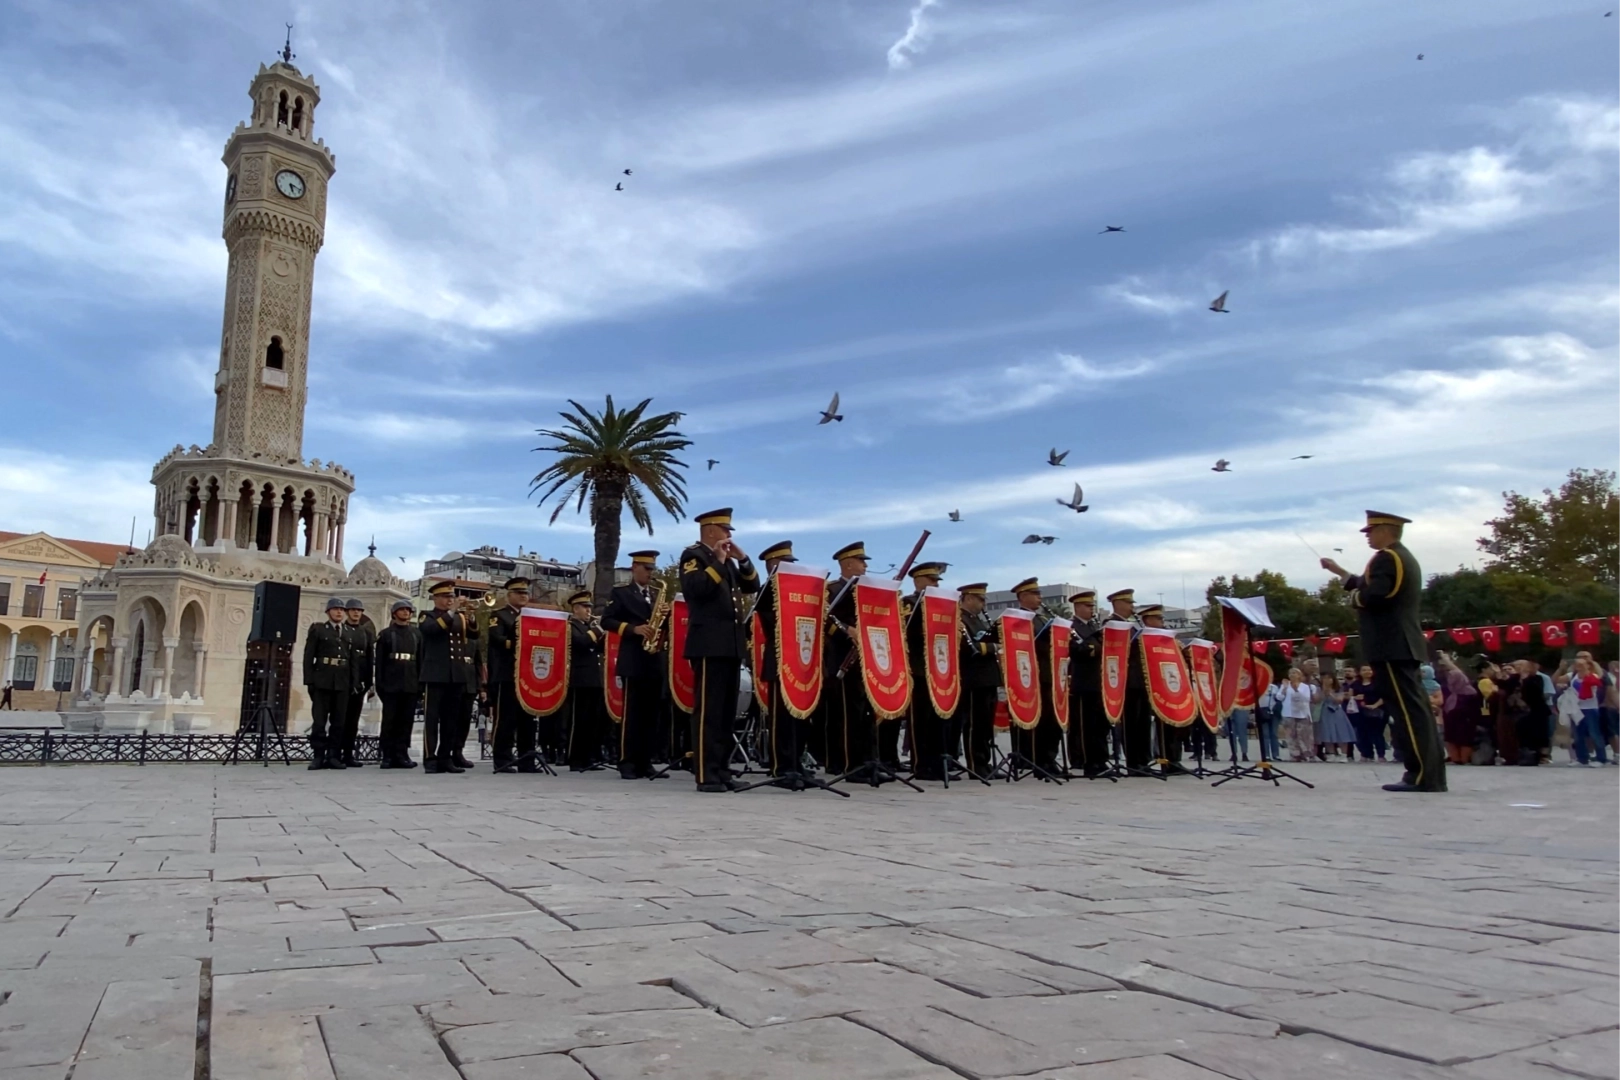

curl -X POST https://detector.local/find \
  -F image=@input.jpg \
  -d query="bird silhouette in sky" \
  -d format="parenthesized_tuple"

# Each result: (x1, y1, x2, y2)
(948, 510, 962, 522)
(1209, 290, 1231, 313)
(818, 392, 843, 424)
(1212, 459, 1232, 472)
(1099, 225, 1125, 234)
(1022, 534, 1058, 545)
(1333, 547, 1344, 553)
(706, 459, 719, 470)
(1290, 454, 1314, 460)
(1057, 484, 1089, 512)
(614, 182, 623, 191)
(1048, 448, 1069, 466)
(396, 556, 405, 563)
(623, 168, 633, 175)
(1416, 53, 1424, 60)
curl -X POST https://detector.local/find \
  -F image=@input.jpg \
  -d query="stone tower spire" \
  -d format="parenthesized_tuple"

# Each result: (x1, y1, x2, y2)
(212, 58, 336, 460)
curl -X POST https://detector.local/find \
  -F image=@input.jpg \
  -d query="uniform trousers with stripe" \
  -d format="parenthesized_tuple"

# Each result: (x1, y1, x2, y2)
(489, 679, 537, 766)
(960, 686, 998, 777)
(619, 676, 660, 776)
(566, 687, 606, 770)
(1068, 688, 1110, 773)
(908, 696, 951, 780)
(423, 684, 472, 765)
(1375, 660, 1447, 791)
(765, 687, 807, 776)
(692, 657, 740, 786)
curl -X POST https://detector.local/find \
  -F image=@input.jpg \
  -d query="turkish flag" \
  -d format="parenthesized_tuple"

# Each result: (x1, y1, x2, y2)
(1253, 640, 1269, 655)
(1479, 627, 1501, 652)
(1573, 619, 1601, 646)
(37, 571, 47, 585)
(1506, 624, 1530, 643)
(1449, 627, 1476, 645)
(1540, 621, 1568, 647)
(1322, 634, 1346, 654)
(1277, 640, 1295, 658)
(1610, 616, 1619, 636)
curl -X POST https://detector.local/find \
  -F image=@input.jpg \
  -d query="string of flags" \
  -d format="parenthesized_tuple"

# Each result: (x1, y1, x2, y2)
(1252, 616, 1620, 658)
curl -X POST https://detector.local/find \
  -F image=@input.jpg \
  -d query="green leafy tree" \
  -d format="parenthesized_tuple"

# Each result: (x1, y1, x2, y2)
(531, 396, 692, 609)
(1479, 468, 1618, 586)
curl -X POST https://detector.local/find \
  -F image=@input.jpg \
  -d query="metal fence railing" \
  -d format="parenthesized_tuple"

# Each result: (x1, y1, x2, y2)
(0, 729, 382, 765)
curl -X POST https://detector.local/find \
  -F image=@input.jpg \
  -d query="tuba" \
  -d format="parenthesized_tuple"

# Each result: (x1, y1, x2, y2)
(642, 579, 671, 653)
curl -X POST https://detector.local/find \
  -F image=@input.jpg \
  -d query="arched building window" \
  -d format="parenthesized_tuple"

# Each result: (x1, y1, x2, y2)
(291, 96, 305, 133)
(266, 336, 284, 370)
(277, 91, 290, 126)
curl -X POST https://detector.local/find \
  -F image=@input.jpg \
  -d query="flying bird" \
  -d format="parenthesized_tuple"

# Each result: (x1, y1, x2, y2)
(1212, 459, 1232, 472)
(1333, 547, 1344, 553)
(396, 556, 405, 563)
(1048, 448, 1069, 466)
(1022, 534, 1042, 545)
(1209, 290, 1231, 313)
(1039, 535, 1057, 545)
(1099, 225, 1125, 234)
(818, 392, 843, 424)
(614, 182, 623, 191)
(1057, 484, 1089, 512)
(948, 510, 961, 522)
(623, 168, 633, 175)
(706, 459, 719, 470)
(1290, 454, 1314, 460)
(1416, 53, 1424, 60)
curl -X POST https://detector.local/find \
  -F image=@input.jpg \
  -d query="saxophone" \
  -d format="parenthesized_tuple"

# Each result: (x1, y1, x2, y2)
(642, 579, 671, 653)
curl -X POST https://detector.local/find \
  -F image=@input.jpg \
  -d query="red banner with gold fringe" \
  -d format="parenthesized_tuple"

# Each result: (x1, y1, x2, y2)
(773, 564, 829, 720)
(1140, 628, 1197, 727)
(668, 596, 695, 714)
(1188, 639, 1220, 732)
(921, 587, 962, 717)
(514, 608, 569, 718)
(749, 610, 770, 712)
(999, 609, 1040, 730)
(856, 578, 911, 720)
(1100, 620, 1133, 723)
(1048, 618, 1071, 731)
(602, 628, 625, 723)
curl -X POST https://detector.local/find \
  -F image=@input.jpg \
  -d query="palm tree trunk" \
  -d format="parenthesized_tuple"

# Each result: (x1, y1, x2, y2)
(592, 480, 625, 611)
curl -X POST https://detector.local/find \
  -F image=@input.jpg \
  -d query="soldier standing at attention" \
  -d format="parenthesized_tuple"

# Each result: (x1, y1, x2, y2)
(564, 590, 607, 772)
(1066, 589, 1110, 778)
(486, 577, 541, 774)
(680, 508, 760, 793)
(904, 562, 952, 781)
(602, 551, 665, 780)
(339, 598, 375, 768)
(957, 583, 1000, 779)
(374, 599, 422, 769)
(1322, 511, 1447, 793)
(420, 581, 478, 774)
(303, 597, 353, 771)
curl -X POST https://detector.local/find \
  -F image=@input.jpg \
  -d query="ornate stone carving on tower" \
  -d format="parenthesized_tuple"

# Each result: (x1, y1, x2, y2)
(72, 55, 404, 733)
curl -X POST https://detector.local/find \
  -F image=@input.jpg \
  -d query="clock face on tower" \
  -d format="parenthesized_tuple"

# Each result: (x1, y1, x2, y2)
(274, 169, 306, 199)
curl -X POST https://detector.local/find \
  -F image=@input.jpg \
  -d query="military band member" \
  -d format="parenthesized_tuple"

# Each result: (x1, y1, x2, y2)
(1107, 588, 1154, 773)
(1066, 589, 1110, 778)
(1008, 578, 1062, 775)
(303, 596, 354, 771)
(420, 581, 479, 774)
(602, 551, 666, 780)
(564, 590, 607, 771)
(679, 508, 760, 793)
(824, 541, 873, 774)
(374, 599, 422, 769)
(1138, 603, 1186, 773)
(957, 583, 1000, 778)
(486, 578, 541, 773)
(752, 540, 805, 781)
(1322, 511, 1446, 794)
(337, 598, 375, 767)
(904, 562, 952, 781)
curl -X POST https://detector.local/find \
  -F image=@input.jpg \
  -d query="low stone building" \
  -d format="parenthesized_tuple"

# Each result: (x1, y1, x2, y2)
(0, 531, 128, 710)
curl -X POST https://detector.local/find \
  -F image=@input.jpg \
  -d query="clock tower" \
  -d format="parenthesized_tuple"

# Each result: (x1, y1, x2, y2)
(213, 59, 335, 460)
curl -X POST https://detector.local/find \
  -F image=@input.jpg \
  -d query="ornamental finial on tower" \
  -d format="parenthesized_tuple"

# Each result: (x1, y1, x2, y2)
(280, 24, 296, 65)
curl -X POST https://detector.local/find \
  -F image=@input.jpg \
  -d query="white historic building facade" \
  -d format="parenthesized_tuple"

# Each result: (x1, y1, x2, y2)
(74, 57, 405, 731)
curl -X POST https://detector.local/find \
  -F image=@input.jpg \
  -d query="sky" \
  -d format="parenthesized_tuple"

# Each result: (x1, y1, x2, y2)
(1, 0, 1616, 606)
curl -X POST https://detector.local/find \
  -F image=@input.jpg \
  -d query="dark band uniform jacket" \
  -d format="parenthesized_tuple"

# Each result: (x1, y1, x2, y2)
(1344, 541, 1426, 661)
(420, 608, 479, 690)
(485, 605, 520, 685)
(1069, 618, 1102, 692)
(304, 620, 354, 690)
(960, 607, 1000, 689)
(679, 543, 760, 658)
(602, 583, 665, 680)
(374, 622, 423, 695)
(349, 620, 376, 694)
(825, 578, 859, 672)
(571, 616, 606, 688)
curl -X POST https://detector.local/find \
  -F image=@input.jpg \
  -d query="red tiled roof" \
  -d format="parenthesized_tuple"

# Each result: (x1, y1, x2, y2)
(0, 531, 131, 567)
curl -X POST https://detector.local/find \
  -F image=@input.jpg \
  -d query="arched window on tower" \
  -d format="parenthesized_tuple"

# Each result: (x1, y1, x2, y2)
(276, 91, 289, 127)
(291, 96, 305, 133)
(266, 336, 285, 370)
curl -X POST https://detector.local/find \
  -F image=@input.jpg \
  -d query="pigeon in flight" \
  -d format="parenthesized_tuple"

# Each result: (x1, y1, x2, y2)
(1209, 290, 1231, 313)
(1212, 458, 1232, 472)
(1290, 454, 1314, 460)
(1048, 448, 1069, 466)
(706, 459, 719, 471)
(1099, 225, 1125, 234)
(1333, 547, 1344, 553)
(1022, 534, 1042, 545)
(396, 556, 405, 563)
(1057, 484, 1089, 512)
(614, 182, 623, 191)
(1039, 535, 1057, 545)
(818, 392, 843, 424)
(948, 509, 962, 522)
(623, 168, 633, 175)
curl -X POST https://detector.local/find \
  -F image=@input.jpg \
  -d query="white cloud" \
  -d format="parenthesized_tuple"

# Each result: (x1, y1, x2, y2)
(0, 449, 151, 546)
(887, 0, 942, 70)
(1101, 277, 1197, 316)
(935, 351, 1153, 417)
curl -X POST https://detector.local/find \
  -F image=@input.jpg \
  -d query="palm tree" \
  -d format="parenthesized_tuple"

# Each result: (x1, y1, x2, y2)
(531, 396, 692, 609)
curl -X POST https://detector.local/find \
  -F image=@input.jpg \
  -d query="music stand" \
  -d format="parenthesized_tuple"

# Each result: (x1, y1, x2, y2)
(227, 662, 291, 767)
(1209, 596, 1312, 789)
(735, 690, 847, 797)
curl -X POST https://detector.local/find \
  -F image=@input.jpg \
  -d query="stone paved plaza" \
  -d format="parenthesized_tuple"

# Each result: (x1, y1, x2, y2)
(0, 761, 1614, 1080)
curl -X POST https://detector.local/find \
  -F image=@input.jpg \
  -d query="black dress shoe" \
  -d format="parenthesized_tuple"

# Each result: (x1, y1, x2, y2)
(494, 762, 517, 774)
(423, 760, 443, 774)
(1382, 781, 1423, 792)
(307, 758, 327, 771)
(377, 760, 395, 769)
(342, 755, 362, 768)
(326, 756, 347, 770)
(697, 781, 730, 793)
(619, 765, 641, 780)
(453, 757, 476, 770)
(517, 762, 541, 773)
(440, 760, 465, 774)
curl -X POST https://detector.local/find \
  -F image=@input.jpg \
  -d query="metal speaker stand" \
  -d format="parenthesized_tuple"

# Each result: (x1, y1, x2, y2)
(227, 664, 291, 767)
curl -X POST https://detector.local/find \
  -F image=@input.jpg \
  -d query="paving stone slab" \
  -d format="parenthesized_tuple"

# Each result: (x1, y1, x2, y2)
(442, 1006, 743, 1064)
(1035, 1055, 1235, 1079)
(571, 1015, 961, 1080)
(427, 984, 699, 1030)
(69, 975, 197, 1077)
(211, 947, 377, 976)
(1237, 990, 1551, 1065)
(672, 961, 976, 1027)
(214, 959, 482, 1016)
(691, 930, 870, 971)
(318, 1005, 461, 1080)
(1175, 1032, 1457, 1080)
(851, 1005, 1075, 1078)
(209, 1011, 337, 1080)
(1452, 1029, 1620, 1080)
(1456, 989, 1620, 1038)
(461, 1054, 596, 1080)
(540, 940, 738, 987)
